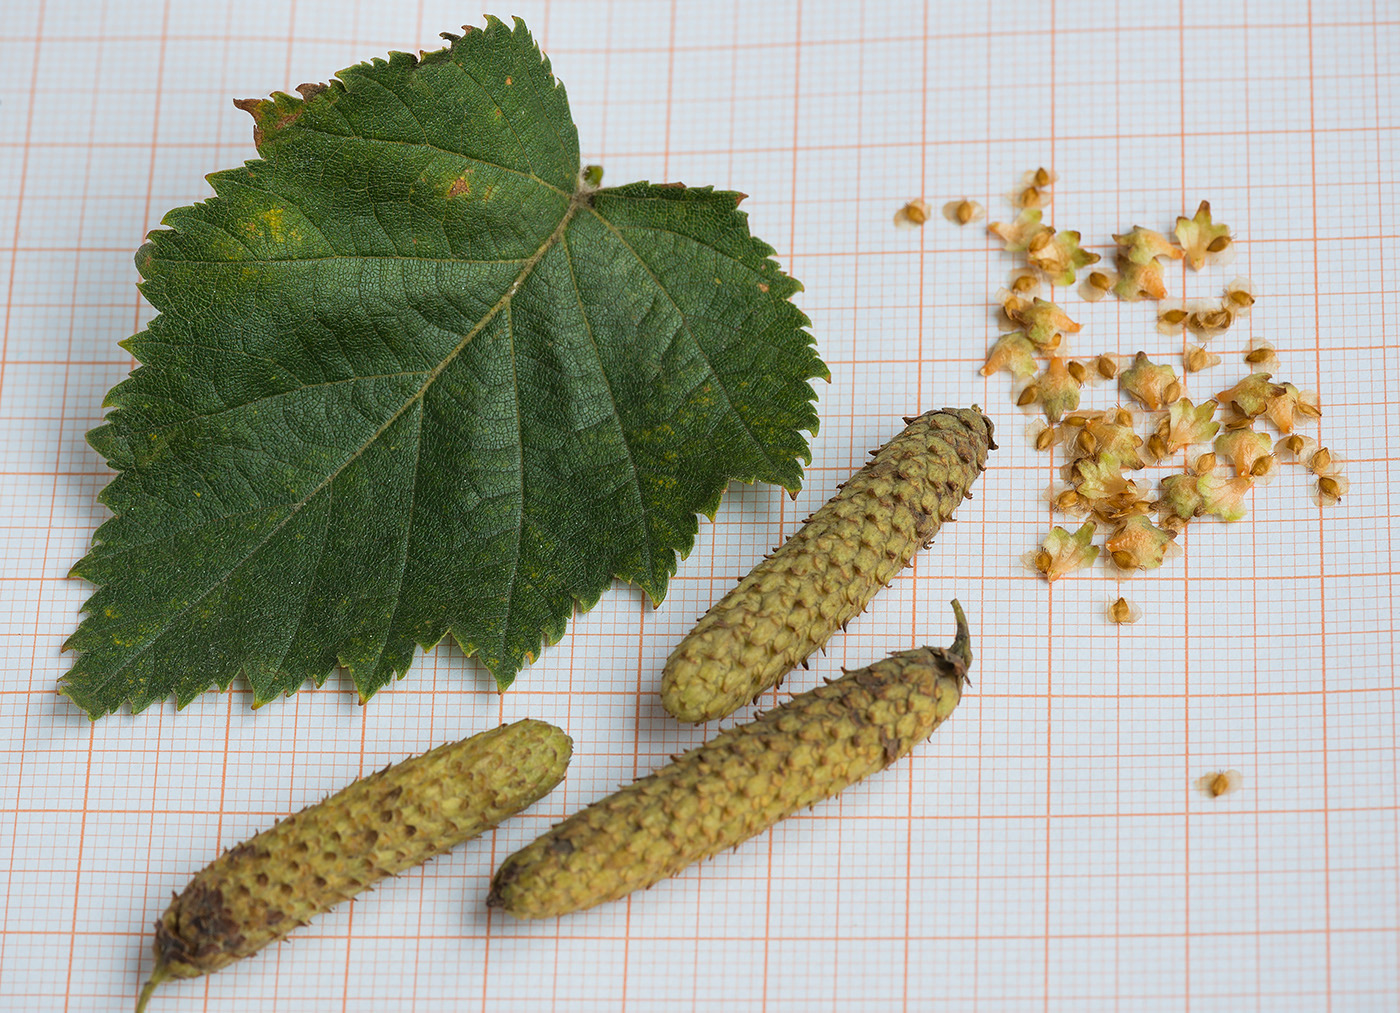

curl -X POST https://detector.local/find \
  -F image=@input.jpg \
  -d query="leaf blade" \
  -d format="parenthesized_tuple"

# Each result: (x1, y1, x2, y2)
(63, 17, 824, 717)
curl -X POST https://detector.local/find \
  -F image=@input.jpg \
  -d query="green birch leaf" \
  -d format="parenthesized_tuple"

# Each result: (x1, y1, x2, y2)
(62, 17, 826, 718)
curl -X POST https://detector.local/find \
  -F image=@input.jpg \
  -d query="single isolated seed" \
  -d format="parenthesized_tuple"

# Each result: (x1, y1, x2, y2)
(135, 720, 572, 1012)
(1196, 769, 1242, 798)
(943, 198, 985, 225)
(1095, 355, 1118, 380)
(490, 604, 974, 919)
(1107, 596, 1142, 625)
(1017, 385, 1039, 407)
(894, 198, 932, 228)
(1067, 360, 1088, 384)
(1089, 271, 1112, 291)
(1035, 426, 1057, 451)
(659, 409, 994, 724)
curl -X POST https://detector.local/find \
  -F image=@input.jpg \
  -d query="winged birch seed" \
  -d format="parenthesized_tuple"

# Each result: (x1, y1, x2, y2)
(1009, 268, 1041, 294)
(135, 720, 572, 1011)
(942, 198, 985, 225)
(1225, 276, 1255, 313)
(491, 604, 974, 918)
(893, 198, 932, 227)
(1316, 473, 1348, 506)
(1080, 270, 1114, 302)
(1095, 355, 1119, 380)
(1017, 384, 1040, 407)
(1108, 596, 1143, 624)
(1196, 769, 1242, 798)
(659, 409, 993, 724)
(1184, 344, 1222, 373)
(1018, 185, 1046, 209)
(1157, 301, 1190, 335)
(1066, 360, 1089, 385)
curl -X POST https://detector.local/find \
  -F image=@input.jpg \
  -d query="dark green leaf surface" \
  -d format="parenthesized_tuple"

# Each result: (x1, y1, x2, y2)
(63, 17, 826, 717)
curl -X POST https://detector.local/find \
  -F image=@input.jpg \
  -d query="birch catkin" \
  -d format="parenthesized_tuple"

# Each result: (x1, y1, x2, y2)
(136, 719, 571, 1011)
(489, 602, 972, 920)
(660, 407, 994, 723)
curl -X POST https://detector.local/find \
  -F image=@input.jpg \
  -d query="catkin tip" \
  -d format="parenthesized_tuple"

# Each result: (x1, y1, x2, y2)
(947, 600, 973, 669)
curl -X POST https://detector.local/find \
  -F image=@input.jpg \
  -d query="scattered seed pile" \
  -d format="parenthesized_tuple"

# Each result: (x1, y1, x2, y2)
(932, 170, 1347, 612)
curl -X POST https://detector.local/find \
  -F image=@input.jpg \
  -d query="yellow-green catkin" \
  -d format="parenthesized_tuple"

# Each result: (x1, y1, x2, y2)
(489, 603, 973, 920)
(136, 720, 571, 1011)
(660, 407, 993, 723)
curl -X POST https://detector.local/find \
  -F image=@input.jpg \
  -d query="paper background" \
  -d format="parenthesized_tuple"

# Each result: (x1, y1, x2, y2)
(1, 1, 1397, 1009)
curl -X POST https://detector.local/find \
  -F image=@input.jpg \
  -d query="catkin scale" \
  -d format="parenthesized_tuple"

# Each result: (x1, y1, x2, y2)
(137, 720, 571, 1011)
(489, 603, 972, 920)
(660, 407, 993, 724)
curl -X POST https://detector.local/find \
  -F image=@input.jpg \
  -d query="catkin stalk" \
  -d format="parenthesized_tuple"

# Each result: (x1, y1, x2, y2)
(662, 407, 993, 723)
(488, 602, 972, 920)
(136, 719, 571, 1011)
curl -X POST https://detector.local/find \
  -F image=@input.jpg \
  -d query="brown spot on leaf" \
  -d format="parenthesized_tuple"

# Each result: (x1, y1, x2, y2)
(447, 175, 472, 197)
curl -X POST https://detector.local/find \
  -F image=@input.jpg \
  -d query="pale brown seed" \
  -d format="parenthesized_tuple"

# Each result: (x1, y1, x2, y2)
(1309, 447, 1332, 473)
(1228, 288, 1255, 308)
(1017, 385, 1039, 407)
(1297, 399, 1322, 419)
(1034, 548, 1054, 574)
(1019, 186, 1042, 209)
(1147, 434, 1167, 460)
(1318, 475, 1342, 500)
(1088, 271, 1112, 292)
(1011, 273, 1038, 293)
(1061, 414, 1089, 428)
(1196, 769, 1241, 798)
(1244, 347, 1273, 364)
(1094, 355, 1117, 380)
(896, 199, 930, 226)
(1055, 489, 1081, 512)
(1108, 597, 1137, 624)
(1159, 308, 1188, 326)
(1193, 452, 1217, 475)
(1251, 455, 1274, 477)
(955, 199, 976, 224)
(1279, 435, 1305, 455)
(1163, 380, 1182, 404)
(1035, 427, 1056, 451)
(1067, 360, 1088, 384)
(1111, 550, 1135, 570)
(1114, 407, 1134, 428)
(1033, 166, 1053, 187)
(1207, 235, 1232, 253)
(1077, 430, 1097, 456)
(1028, 229, 1052, 253)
